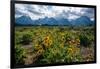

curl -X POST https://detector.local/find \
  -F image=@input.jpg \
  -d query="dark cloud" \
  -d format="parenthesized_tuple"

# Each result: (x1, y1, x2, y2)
(67, 10, 81, 16)
(63, 8, 94, 20)
(27, 9, 44, 15)
(84, 8, 94, 14)
(83, 8, 94, 18)
(15, 9, 22, 15)
(25, 5, 44, 15)
(15, 8, 26, 16)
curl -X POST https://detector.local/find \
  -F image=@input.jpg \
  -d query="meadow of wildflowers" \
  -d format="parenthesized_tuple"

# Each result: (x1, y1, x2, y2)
(15, 26, 95, 65)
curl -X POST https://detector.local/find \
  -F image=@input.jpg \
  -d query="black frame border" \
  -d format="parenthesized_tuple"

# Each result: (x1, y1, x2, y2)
(10, 0, 97, 68)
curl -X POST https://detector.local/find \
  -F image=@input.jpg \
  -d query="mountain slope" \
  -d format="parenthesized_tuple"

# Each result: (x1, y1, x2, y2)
(72, 16, 92, 26)
(15, 15, 34, 25)
(15, 15, 94, 26)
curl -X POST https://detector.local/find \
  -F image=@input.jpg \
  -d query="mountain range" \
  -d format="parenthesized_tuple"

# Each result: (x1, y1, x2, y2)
(15, 15, 94, 26)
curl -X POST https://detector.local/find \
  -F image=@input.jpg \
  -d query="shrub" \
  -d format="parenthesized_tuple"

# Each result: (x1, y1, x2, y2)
(21, 33, 33, 45)
(65, 45, 82, 62)
(15, 32, 22, 44)
(39, 46, 67, 64)
(39, 43, 82, 64)
(15, 45, 26, 64)
(79, 34, 91, 47)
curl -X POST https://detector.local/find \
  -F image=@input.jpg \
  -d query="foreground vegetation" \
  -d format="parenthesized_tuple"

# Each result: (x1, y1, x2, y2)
(15, 26, 95, 65)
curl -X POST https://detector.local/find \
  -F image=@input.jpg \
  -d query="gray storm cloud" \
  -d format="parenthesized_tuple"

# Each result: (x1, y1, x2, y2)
(15, 4, 95, 20)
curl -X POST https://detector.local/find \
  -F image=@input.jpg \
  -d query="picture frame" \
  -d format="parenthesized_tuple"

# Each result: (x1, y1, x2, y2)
(11, 0, 96, 68)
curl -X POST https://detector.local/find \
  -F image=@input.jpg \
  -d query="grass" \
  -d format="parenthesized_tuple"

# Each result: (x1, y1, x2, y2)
(15, 26, 95, 65)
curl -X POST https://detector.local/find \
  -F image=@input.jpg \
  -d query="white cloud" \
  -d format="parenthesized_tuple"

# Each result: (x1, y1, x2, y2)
(68, 14, 80, 20)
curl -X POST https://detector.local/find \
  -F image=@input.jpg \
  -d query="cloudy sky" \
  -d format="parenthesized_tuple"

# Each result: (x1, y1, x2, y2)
(15, 4, 95, 21)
